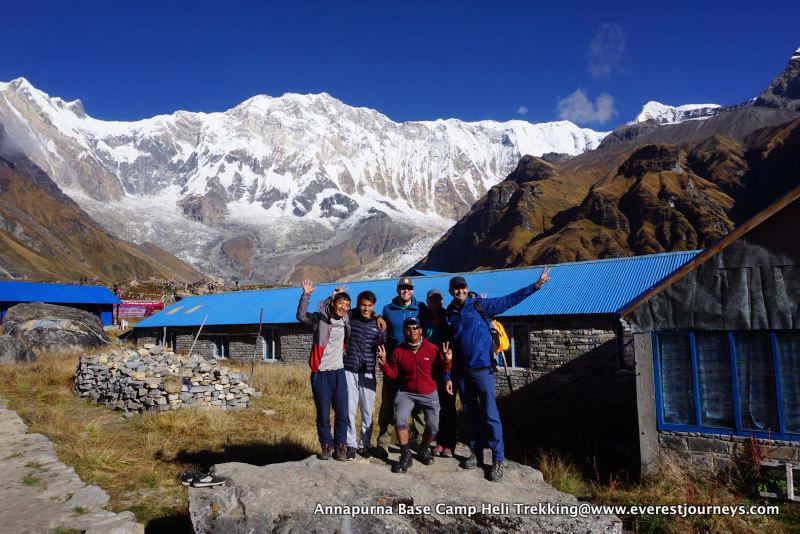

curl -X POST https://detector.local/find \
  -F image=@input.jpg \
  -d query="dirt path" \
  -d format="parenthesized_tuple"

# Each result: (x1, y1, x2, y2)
(0, 397, 143, 533)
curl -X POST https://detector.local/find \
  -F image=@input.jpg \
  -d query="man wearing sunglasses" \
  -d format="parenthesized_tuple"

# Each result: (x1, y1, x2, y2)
(373, 277, 427, 459)
(447, 267, 550, 482)
(376, 317, 452, 473)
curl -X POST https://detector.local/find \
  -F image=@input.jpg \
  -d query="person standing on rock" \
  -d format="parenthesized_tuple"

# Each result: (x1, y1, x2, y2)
(343, 290, 386, 460)
(447, 268, 550, 482)
(297, 280, 352, 462)
(376, 317, 452, 473)
(374, 276, 428, 459)
(420, 288, 456, 458)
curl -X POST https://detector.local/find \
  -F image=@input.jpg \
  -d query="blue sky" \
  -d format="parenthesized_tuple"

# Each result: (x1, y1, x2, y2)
(3, 1, 798, 127)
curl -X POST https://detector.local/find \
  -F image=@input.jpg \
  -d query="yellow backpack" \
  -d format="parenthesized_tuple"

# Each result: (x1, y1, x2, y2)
(492, 319, 510, 353)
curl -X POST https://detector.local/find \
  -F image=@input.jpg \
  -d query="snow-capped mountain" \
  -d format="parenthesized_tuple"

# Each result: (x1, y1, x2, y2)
(630, 101, 722, 125)
(0, 78, 607, 283)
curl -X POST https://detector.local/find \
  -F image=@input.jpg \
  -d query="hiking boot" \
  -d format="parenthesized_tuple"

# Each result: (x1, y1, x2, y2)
(417, 445, 434, 465)
(370, 446, 389, 460)
(433, 445, 444, 456)
(180, 471, 201, 486)
(317, 444, 332, 460)
(490, 461, 504, 482)
(333, 443, 348, 462)
(440, 447, 453, 458)
(346, 446, 357, 461)
(392, 449, 413, 474)
(357, 447, 372, 459)
(191, 473, 227, 487)
(460, 452, 479, 470)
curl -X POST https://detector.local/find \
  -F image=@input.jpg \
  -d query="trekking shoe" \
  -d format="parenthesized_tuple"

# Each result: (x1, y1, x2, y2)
(370, 446, 389, 460)
(460, 452, 479, 470)
(391, 449, 413, 474)
(490, 460, 504, 482)
(417, 445, 434, 465)
(317, 444, 332, 460)
(440, 447, 454, 458)
(180, 471, 201, 486)
(357, 447, 372, 459)
(433, 445, 444, 456)
(346, 446, 357, 461)
(191, 473, 227, 487)
(333, 443, 348, 462)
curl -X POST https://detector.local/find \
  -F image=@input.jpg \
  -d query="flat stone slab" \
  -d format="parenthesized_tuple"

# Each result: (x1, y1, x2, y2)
(0, 397, 143, 533)
(189, 445, 621, 533)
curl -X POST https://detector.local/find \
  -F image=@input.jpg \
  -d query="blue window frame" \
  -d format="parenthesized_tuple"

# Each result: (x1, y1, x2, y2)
(653, 330, 800, 441)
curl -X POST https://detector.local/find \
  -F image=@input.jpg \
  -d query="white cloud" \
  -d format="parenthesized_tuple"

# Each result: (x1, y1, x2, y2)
(589, 23, 625, 78)
(556, 89, 618, 124)
(516, 105, 528, 115)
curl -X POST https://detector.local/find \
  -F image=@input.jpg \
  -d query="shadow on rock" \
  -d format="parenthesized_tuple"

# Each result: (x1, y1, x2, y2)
(170, 438, 316, 471)
(145, 512, 192, 534)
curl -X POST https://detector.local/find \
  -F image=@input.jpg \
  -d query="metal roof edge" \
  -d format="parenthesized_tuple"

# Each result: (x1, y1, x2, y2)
(619, 184, 800, 318)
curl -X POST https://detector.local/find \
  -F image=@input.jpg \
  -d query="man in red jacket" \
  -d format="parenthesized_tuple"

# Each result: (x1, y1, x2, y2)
(377, 317, 453, 473)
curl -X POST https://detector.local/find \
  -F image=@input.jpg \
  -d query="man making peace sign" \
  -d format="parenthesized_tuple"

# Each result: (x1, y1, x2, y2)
(377, 317, 453, 474)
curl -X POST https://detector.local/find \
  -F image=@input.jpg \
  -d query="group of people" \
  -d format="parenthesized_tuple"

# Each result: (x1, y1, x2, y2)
(296, 268, 550, 482)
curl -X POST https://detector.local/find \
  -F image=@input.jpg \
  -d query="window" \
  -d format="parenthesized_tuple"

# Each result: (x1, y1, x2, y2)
(262, 330, 280, 362)
(212, 336, 228, 360)
(505, 323, 529, 368)
(653, 330, 800, 440)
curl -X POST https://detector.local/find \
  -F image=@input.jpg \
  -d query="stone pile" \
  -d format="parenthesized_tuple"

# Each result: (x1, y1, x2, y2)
(74, 344, 257, 415)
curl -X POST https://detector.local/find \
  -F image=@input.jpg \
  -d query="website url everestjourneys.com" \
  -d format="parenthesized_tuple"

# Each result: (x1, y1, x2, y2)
(314, 502, 780, 518)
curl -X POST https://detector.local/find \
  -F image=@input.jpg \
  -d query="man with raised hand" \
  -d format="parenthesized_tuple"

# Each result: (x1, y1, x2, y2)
(373, 276, 427, 459)
(296, 279, 352, 462)
(447, 267, 550, 482)
(376, 317, 453, 474)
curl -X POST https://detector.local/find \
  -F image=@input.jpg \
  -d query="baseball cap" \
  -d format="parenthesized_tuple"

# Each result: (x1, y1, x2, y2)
(402, 317, 421, 328)
(448, 276, 468, 289)
(397, 276, 414, 288)
(426, 288, 443, 299)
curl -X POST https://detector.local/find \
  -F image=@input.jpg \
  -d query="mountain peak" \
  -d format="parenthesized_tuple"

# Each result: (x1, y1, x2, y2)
(631, 101, 721, 125)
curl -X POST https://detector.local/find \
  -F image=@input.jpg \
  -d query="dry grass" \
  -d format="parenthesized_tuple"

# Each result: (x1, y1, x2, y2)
(533, 450, 799, 534)
(2, 348, 797, 533)
(0, 349, 324, 529)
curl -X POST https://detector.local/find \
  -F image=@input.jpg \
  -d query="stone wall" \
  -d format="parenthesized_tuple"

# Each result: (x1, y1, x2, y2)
(657, 431, 800, 473)
(278, 325, 313, 364)
(138, 325, 312, 364)
(74, 344, 256, 414)
(495, 316, 619, 396)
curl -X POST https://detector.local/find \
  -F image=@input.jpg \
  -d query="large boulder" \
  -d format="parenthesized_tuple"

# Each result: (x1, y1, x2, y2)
(188, 446, 621, 533)
(0, 335, 35, 363)
(2, 302, 110, 354)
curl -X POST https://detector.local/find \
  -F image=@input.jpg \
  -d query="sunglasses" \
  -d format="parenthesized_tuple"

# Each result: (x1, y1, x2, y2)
(403, 325, 421, 330)
(452, 284, 467, 290)
(398, 286, 414, 291)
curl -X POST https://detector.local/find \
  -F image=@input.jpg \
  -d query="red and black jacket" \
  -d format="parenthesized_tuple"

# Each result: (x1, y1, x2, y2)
(380, 338, 451, 395)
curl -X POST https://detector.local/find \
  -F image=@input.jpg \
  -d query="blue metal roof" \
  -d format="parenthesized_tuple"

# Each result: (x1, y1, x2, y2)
(0, 281, 121, 305)
(135, 251, 699, 329)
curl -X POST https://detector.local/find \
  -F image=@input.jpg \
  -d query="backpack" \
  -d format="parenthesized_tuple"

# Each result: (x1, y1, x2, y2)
(473, 301, 509, 354)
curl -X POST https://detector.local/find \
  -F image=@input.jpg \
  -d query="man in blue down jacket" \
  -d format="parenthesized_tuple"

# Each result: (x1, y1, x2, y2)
(446, 267, 550, 482)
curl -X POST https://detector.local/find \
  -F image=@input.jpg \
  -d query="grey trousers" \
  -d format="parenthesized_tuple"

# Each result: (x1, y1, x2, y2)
(345, 370, 377, 449)
(394, 390, 440, 436)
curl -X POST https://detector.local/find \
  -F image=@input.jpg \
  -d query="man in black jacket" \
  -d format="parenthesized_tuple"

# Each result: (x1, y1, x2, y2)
(344, 290, 385, 460)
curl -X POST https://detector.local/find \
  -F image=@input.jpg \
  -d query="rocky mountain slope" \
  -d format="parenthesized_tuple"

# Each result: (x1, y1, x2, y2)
(417, 48, 800, 272)
(0, 126, 203, 283)
(0, 79, 607, 283)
